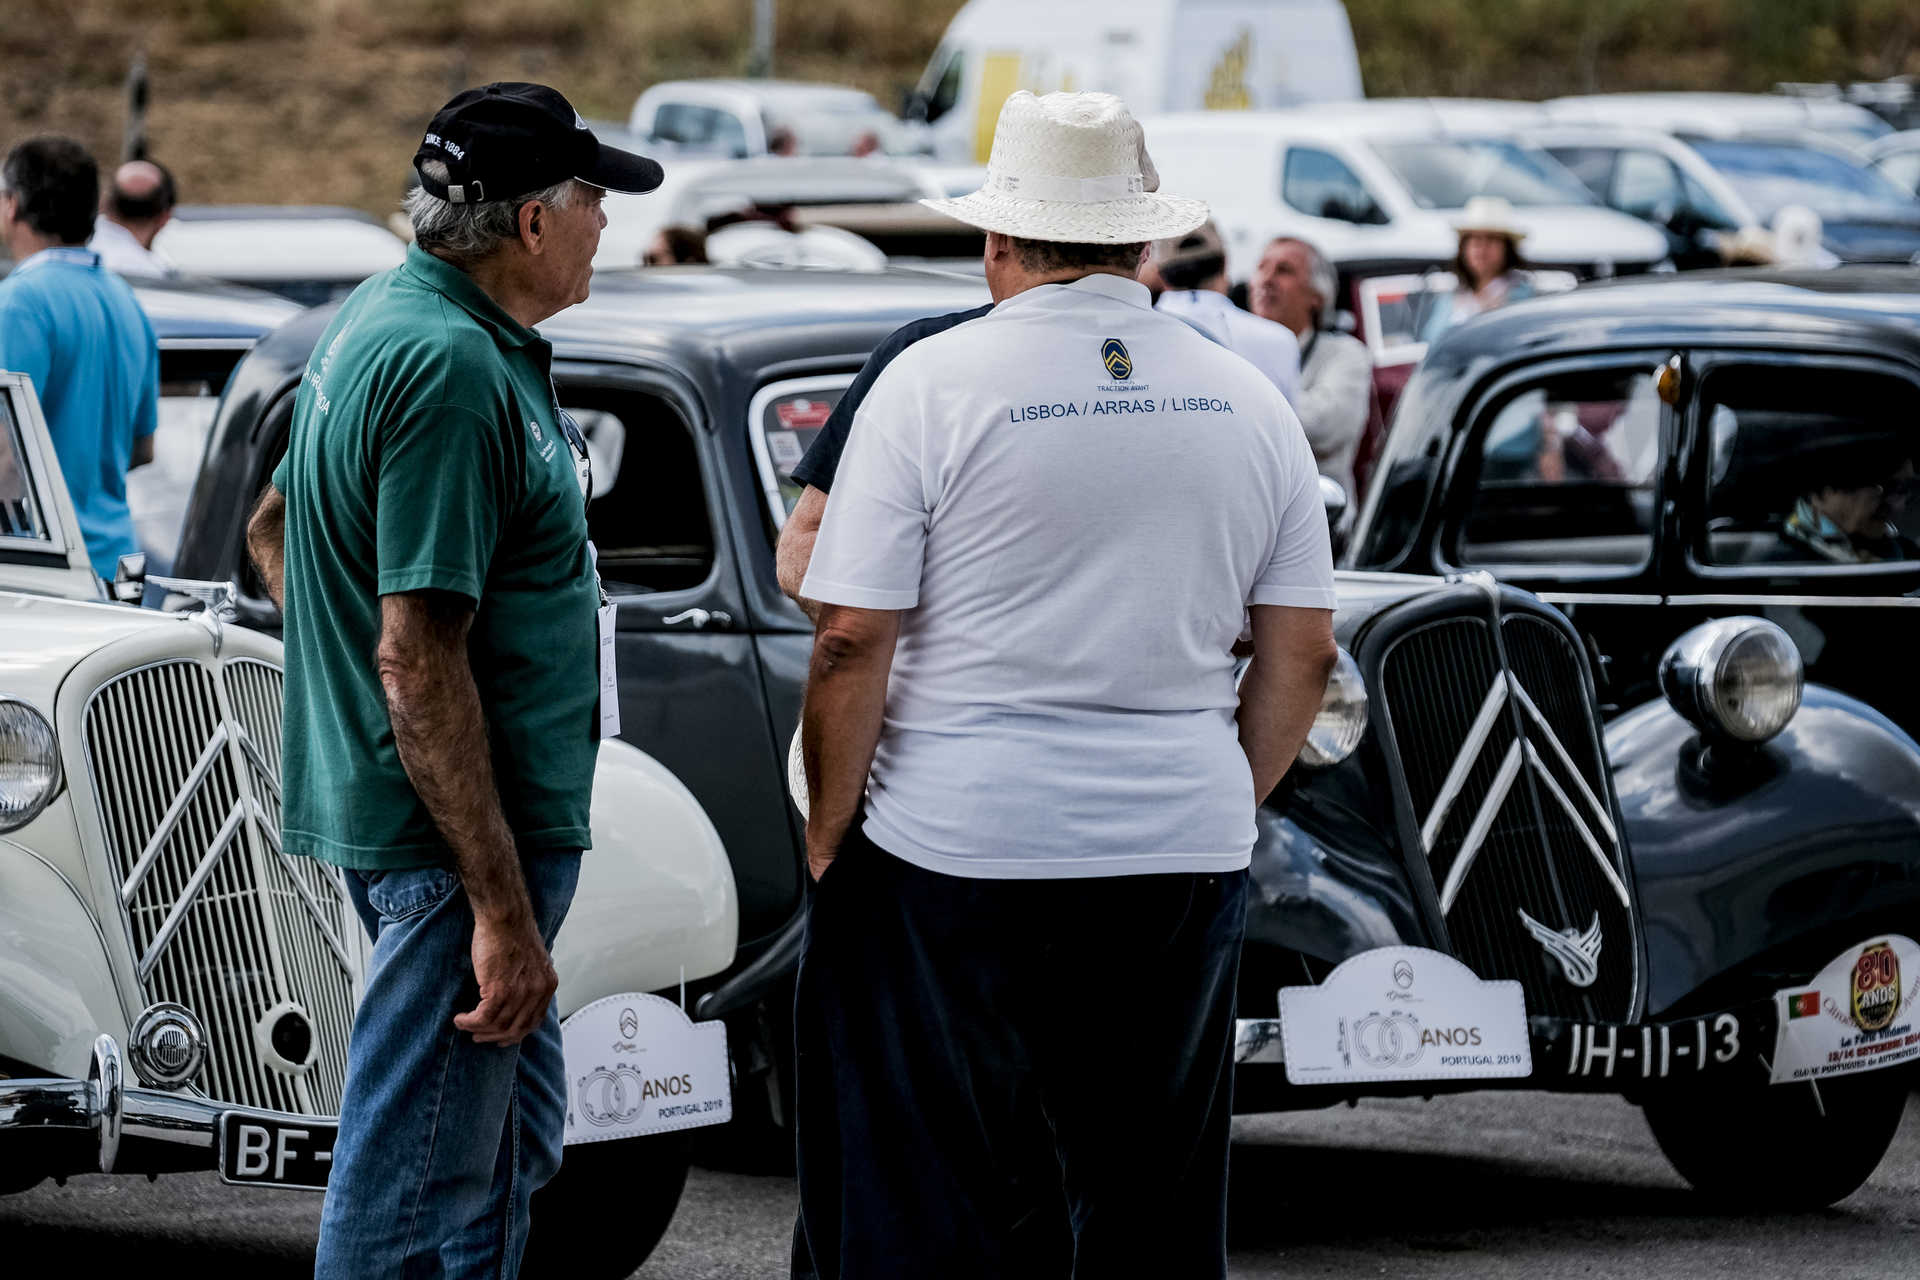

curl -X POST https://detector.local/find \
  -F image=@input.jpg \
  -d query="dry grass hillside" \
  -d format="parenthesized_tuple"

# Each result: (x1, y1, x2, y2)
(1, 0, 1917, 213)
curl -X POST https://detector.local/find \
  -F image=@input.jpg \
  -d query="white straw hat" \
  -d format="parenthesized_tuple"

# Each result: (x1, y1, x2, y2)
(1453, 195, 1528, 242)
(922, 91, 1207, 244)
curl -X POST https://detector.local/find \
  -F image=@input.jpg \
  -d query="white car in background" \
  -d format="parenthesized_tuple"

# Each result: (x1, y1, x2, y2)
(152, 205, 407, 307)
(0, 365, 738, 1277)
(1142, 101, 1670, 282)
(629, 79, 911, 158)
(1545, 91, 1893, 150)
(1868, 130, 1920, 198)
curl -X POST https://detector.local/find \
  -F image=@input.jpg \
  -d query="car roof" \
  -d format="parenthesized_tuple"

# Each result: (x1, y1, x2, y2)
(154, 211, 408, 282)
(1424, 267, 1920, 373)
(641, 80, 882, 110)
(1546, 92, 1889, 139)
(130, 277, 305, 340)
(1147, 98, 1548, 141)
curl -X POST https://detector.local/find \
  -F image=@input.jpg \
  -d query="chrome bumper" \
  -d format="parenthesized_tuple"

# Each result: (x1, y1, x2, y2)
(0, 1034, 326, 1174)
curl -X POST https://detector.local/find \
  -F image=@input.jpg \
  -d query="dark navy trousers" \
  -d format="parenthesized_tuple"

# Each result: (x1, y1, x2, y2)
(791, 826, 1248, 1280)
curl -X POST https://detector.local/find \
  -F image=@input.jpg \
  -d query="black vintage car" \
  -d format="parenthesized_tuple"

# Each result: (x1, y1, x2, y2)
(178, 266, 1920, 1214)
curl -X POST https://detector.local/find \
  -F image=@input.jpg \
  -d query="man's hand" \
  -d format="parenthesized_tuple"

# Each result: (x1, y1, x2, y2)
(1236, 605, 1338, 805)
(379, 591, 550, 1045)
(802, 603, 900, 879)
(131, 435, 155, 470)
(456, 910, 560, 1045)
(776, 485, 828, 623)
(246, 483, 287, 610)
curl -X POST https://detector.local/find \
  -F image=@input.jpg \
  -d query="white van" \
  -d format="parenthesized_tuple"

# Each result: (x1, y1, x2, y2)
(904, 0, 1364, 163)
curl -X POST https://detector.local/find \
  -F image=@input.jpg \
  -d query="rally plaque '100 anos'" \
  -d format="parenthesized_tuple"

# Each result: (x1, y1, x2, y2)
(561, 994, 732, 1143)
(1279, 947, 1532, 1085)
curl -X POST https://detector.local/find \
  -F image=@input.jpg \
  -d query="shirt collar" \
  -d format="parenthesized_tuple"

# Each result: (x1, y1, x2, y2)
(998, 270, 1154, 314)
(398, 243, 545, 350)
(12, 246, 100, 275)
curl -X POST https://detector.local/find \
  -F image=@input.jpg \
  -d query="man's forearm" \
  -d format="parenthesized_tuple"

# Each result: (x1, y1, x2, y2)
(246, 485, 287, 610)
(1236, 609, 1338, 804)
(379, 602, 534, 926)
(801, 606, 900, 865)
(776, 486, 828, 623)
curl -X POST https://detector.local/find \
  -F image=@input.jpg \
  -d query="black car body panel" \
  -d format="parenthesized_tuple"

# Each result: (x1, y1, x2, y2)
(178, 264, 1920, 1130)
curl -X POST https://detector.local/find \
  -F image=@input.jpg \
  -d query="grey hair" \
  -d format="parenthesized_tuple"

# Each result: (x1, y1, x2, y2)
(405, 161, 578, 268)
(1271, 236, 1338, 325)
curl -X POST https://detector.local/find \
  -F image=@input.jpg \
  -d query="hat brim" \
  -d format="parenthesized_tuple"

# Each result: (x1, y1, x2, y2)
(1453, 222, 1527, 242)
(921, 191, 1208, 245)
(579, 140, 665, 195)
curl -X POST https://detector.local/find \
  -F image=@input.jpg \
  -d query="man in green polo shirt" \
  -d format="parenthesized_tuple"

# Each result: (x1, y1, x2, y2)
(244, 82, 662, 1278)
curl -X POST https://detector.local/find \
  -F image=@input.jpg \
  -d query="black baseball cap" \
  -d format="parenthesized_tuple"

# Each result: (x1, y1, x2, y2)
(414, 82, 664, 206)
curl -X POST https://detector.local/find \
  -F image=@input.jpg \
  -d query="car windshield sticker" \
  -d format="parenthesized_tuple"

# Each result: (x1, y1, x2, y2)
(1769, 934, 1920, 1085)
(562, 993, 731, 1143)
(1279, 947, 1531, 1085)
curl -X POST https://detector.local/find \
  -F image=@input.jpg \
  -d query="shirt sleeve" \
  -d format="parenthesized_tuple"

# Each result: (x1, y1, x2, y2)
(375, 402, 515, 604)
(1251, 410, 1339, 611)
(798, 364, 928, 610)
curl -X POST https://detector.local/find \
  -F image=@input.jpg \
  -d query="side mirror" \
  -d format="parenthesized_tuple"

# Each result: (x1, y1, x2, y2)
(1318, 475, 1349, 529)
(900, 88, 927, 121)
(112, 552, 148, 604)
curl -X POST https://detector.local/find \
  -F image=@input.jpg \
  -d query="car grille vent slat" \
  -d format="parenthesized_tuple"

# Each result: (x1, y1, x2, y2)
(1374, 600, 1638, 1022)
(82, 657, 354, 1115)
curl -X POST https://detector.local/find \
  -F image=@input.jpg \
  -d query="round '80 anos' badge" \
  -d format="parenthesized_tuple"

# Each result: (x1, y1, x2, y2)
(1852, 940, 1902, 1033)
(1100, 337, 1133, 382)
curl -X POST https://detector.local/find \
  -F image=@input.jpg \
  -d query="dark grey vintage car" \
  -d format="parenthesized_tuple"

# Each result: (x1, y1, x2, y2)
(176, 265, 1920, 1212)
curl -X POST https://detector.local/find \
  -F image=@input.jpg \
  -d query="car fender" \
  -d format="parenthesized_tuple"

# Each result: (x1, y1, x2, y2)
(553, 738, 740, 1017)
(0, 837, 128, 1080)
(1609, 684, 1920, 1017)
(1245, 800, 1429, 965)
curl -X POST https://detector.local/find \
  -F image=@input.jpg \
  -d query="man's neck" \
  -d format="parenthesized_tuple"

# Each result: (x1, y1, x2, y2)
(104, 216, 160, 251)
(449, 251, 552, 329)
(994, 266, 1136, 304)
(4, 227, 66, 263)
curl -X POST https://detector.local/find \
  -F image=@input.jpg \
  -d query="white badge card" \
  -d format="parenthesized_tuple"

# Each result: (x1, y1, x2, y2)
(562, 994, 732, 1143)
(1770, 934, 1920, 1085)
(1279, 946, 1532, 1085)
(597, 602, 621, 739)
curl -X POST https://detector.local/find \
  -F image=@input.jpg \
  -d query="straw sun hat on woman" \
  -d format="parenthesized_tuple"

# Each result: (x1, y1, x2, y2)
(922, 90, 1207, 245)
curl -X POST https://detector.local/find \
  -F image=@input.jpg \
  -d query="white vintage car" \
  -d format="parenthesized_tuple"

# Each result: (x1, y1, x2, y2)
(0, 370, 739, 1276)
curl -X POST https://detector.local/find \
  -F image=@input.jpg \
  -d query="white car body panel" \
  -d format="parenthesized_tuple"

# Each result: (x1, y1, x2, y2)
(1523, 124, 1764, 230)
(1544, 92, 1891, 150)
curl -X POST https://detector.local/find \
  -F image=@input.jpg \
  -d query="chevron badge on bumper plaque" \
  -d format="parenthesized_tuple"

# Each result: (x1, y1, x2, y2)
(1279, 947, 1532, 1085)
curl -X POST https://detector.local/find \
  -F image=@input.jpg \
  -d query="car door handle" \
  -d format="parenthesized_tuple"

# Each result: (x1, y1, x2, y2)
(662, 608, 732, 629)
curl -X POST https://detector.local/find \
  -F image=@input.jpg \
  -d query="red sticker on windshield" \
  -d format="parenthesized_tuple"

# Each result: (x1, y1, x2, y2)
(775, 399, 832, 430)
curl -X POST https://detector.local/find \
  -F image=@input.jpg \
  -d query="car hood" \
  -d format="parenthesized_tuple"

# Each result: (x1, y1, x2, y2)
(1821, 220, 1920, 264)
(0, 593, 187, 676)
(1483, 206, 1671, 268)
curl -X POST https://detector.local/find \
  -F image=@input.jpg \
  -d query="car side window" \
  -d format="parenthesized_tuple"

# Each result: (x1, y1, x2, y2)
(927, 50, 964, 124)
(0, 390, 50, 544)
(1699, 364, 1920, 569)
(1455, 367, 1663, 572)
(1282, 147, 1385, 224)
(1547, 146, 1615, 201)
(1611, 150, 1683, 222)
(563, 386, 716, 596)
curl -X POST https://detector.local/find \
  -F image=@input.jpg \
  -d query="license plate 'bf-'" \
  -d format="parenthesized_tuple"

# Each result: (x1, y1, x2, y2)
(218, 1112, 338, 1189)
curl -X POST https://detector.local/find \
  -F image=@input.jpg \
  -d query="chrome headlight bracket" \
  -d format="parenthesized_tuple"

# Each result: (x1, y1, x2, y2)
(1659, 618, 1804, 745)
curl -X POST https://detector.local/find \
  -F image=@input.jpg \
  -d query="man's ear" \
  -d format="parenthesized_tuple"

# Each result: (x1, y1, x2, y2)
(518, 198, 545, 254)
(984, 230, 1012, 266)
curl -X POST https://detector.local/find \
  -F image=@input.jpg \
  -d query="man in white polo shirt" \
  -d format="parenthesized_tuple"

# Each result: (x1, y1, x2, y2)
(792, 90, 1338, 1280)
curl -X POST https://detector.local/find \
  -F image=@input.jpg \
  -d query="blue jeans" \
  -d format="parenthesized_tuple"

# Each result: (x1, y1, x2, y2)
(316, 853, 582, 1280)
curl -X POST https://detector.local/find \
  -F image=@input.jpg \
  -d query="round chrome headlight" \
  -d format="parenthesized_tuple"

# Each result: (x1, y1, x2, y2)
(1299, 648, 1369, 768)
(1659, 618, 1803, 744)
(0, 698, 60, 833)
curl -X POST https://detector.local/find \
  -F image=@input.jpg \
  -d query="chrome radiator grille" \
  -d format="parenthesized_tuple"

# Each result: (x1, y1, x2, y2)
(83, 658, 355, 1115)
(1372, 593, 1638, 1023)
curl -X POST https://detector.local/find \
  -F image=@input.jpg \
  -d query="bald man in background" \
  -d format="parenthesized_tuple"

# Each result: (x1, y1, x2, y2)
(91, 160, 178, 278)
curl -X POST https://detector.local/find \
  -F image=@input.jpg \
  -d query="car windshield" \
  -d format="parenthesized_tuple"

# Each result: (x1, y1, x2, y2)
(1371, 139, 1597, 209)
(1688, 140, 1920, 222)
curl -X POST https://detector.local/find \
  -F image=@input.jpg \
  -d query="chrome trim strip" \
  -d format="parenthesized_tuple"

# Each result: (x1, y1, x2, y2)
(158, 338, 258, 352)
(119, 724, 230, 904)
(1511, 683, 1619, 846)
(1420, 679, 1509, 852)
(136, 799, 246, 982)
(1665, 594, 1920, 608)
(1535, 592, 1664, 605)
(1440, 740, 1523, 916)
(1524, 743, 1631, 910)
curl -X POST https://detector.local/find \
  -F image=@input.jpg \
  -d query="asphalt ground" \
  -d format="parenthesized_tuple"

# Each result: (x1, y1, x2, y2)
(6, 1090, 1919, 1277)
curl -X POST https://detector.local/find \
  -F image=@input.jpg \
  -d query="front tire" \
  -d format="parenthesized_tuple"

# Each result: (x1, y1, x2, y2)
(1643, 1070, 1907, 1209)
(521, 1132, 692, 1279)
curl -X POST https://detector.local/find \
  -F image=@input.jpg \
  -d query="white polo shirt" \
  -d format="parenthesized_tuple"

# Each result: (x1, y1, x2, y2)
(1155, 288, 1303, 407)
(801, 272, 1337, 880)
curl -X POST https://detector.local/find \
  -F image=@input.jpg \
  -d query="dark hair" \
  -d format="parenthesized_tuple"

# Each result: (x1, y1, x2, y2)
(2, 136, 99, 245)
(1815, 436, 1912, 495)
(650, 225, 708, 265)
(106, 161, 177, 222)
(1158, 250, 1225, 290)
(1452, 232, 1525, 288)
(1009, 236, 1146, 275)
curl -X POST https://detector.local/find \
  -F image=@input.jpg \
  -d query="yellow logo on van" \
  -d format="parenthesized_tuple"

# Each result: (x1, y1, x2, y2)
(1101, 338, 1133, 381)
(1205, 28, 1253, 111)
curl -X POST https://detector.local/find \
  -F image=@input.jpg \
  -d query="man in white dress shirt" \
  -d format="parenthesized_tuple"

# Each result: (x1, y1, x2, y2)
(90, 160, 177, 279)
(1152, 220, 1301, 406)
(790, 90, 1338, 1280)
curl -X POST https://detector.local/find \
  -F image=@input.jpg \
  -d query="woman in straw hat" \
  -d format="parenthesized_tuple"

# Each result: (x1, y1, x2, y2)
(789, 88, 1338, 1280)
(1420, 194, 1537, 341)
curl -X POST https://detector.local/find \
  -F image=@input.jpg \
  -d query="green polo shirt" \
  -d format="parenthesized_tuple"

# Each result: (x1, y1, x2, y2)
(273, 244, 599, 869)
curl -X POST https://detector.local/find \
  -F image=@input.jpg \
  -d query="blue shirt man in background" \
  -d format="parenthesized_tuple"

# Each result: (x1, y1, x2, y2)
(0, 135, 158, 579)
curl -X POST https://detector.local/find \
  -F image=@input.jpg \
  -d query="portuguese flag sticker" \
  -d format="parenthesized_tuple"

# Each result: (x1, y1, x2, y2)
(1787, 991, 1821, 1019)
